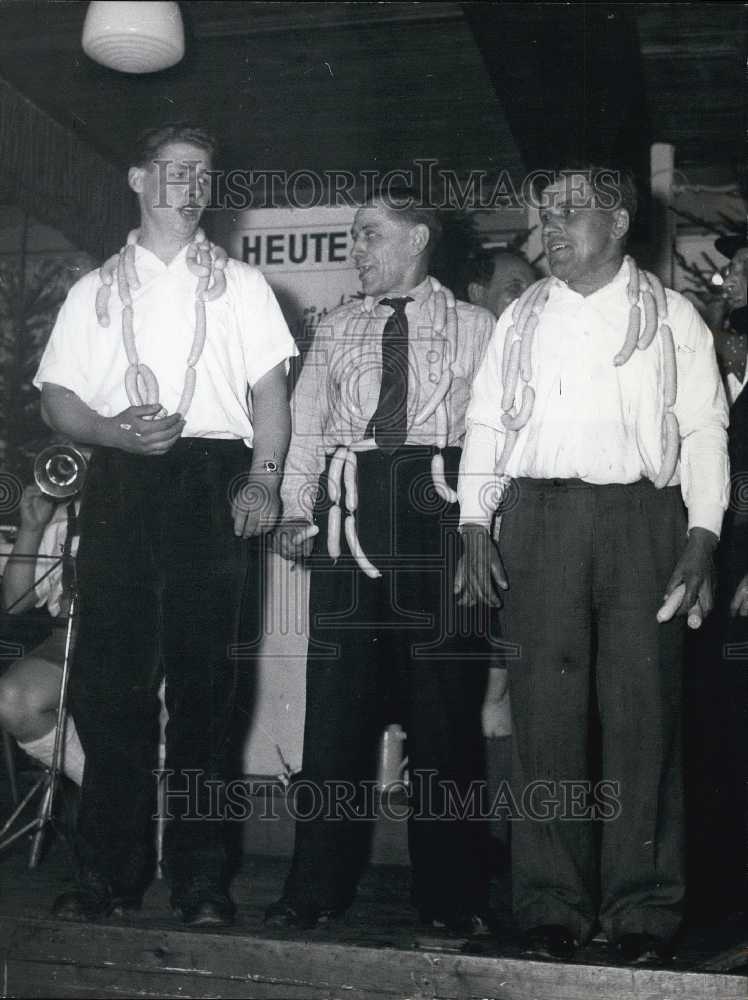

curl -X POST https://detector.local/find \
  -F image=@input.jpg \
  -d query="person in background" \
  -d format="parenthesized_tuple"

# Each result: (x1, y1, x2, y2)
(711, 233, 748, 405)
(34, 122, 297, 926)
(466, 248, 539, 322)
(457, 166, 729, 964)
(0, 484, 84, 787)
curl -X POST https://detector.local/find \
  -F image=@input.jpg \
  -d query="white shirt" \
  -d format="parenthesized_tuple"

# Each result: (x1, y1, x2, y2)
(459, 259, 730, 537)
(33, 505, 79, 618)
(33, 244, 298, 446)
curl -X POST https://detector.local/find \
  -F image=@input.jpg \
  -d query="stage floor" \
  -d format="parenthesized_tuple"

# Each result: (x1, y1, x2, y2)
(1, 824, 747, 1000)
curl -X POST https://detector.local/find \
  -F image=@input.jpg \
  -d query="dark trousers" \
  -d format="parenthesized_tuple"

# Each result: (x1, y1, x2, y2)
(685, 516, 748, 914)
(500, 478, 686, 943)
(283, 447, 497, 918)
(70, 440, 253, 892)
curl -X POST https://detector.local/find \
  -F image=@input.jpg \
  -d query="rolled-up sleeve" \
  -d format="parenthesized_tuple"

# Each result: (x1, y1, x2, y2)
(670, 293, 730, 537)
(281, 330, 333, 522)
(236, 266, 299, 387)
(33, 277, 97, 403)
(458, 314, 510, 527)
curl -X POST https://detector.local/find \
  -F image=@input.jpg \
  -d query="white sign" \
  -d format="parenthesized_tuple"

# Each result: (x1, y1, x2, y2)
(214, 207, 361, 777)
(213, 207, 360, 347)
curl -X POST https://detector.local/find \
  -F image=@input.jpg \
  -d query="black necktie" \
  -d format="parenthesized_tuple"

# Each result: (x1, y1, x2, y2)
(366, 296, 413, 453)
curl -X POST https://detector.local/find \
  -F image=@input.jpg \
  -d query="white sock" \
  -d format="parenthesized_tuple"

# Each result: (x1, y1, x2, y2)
(18, 719, 85, 786)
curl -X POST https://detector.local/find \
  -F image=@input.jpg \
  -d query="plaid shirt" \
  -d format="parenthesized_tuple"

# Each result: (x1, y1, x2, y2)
(282, 276, 495, 521)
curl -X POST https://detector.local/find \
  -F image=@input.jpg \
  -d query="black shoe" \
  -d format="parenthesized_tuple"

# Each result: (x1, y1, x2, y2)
(612, 933, 672, 965)
(170, 876, 235, 928)
(51, 776, 80, 844)
(110, 891, 144, 918)
(419, 908, 495, 938)
(523, 924, 578, 961)
(52, 870, 113, 922)
(264, 897, 340, 930)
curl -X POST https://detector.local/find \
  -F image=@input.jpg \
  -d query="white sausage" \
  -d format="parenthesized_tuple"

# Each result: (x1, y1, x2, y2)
(327, 504, 342, 561)
(431, 452, 458, 504)
(414, 371, 451, 426)
(502, 339, 521, 411)
(638, 290, 657, 350)
(660, 323, 677, 409)
(435, 399, 448, 450)
(345, 514, 382, 578)
(502, 385, 535, 431)
(654, 410, 680, 488)
(614, 305, 640, 367)
(327, 447, 347, 506)
(657, 582, 685, 623)
(343, 450, 358, 513)
(95, 284, 111, 327)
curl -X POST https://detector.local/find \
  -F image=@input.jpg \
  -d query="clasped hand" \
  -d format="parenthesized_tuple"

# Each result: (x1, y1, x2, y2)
(112, 404, 184, 455)
(270, 519, 319, 563)
(453, 524, 508, 607)
(656, 527, 718, 628)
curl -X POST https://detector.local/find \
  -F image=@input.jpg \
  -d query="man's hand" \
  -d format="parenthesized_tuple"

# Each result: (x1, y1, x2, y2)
(454, 523, 508, 607)
(111, 405, 184, 455)
(729, 574, 748, 618)
(18, 485, 56, 533)
(658, 527, 718, 628)
(270, 519, 319, 562)
(231, 472, 283, 539)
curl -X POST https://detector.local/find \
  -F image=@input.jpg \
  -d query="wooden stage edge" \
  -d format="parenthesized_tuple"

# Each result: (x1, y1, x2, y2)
(0, 913, 746, 1000)
(1, 790, 747, 1000)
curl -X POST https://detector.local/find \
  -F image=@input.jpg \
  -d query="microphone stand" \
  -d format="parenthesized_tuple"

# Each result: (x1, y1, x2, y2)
(0, 502, 79, 866)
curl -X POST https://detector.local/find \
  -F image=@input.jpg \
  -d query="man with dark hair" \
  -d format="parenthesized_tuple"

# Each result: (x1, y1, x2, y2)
(465, 248, 538, 323)
(34, 122, 297, 925)
(266, 191, 499, 932)
(533, 164, 639, 222)
(457, 167, 729, 963)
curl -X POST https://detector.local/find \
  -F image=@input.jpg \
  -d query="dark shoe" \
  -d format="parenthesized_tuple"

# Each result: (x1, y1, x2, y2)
(419, 908, 495, 938)
(110, 891, 144, 918)
(171, 876, 235, 928)
(523, 924, 578, 961)
(264, 897, 340, 930)
(51, 776, 80, 844)
(52, 870, 113, 922)
(612, 933, 672, 965)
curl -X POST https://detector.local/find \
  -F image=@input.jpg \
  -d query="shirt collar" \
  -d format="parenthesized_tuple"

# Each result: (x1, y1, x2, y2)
(131, 239, 194, 271)
(550, 258, 629, 301)
(362, 275, 433, 312)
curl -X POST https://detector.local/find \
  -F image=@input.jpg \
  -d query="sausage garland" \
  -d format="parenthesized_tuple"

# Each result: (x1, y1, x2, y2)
(321, 278, 463, 577)
(95, 227, 228, 418)
(496, 257, 680, 489)
(325, 439, 381, 578)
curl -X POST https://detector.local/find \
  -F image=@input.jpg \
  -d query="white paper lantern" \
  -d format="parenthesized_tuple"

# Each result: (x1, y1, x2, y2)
(82, 1, 185, 74)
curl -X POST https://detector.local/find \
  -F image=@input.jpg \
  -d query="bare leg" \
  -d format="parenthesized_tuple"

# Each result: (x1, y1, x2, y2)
(0, 655, 85, 784)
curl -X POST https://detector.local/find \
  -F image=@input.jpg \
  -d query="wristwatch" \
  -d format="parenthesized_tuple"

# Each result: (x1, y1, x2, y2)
(262, 460, 280, 474)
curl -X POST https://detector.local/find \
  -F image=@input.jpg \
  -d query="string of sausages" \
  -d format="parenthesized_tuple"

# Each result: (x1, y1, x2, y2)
(326, 278, 459, 578)
(94, 228, 228, 418)
(497, 256, 679, 488)
(326, 440, 381, 579)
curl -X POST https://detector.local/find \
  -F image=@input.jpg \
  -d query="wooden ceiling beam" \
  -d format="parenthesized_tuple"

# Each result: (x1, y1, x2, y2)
(462, 3, 653, 181)
(187, 1, 464, 37)
(0, 1, 464, 52)
(0, 75, 131, 259)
